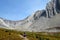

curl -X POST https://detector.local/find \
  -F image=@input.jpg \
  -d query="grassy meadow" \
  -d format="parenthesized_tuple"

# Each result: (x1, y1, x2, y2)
(0, 28, 60, 40)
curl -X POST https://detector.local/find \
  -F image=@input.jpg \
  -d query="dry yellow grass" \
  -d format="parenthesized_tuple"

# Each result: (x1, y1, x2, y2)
(0, 28, 60, 40)
(0, 28, 22, 40)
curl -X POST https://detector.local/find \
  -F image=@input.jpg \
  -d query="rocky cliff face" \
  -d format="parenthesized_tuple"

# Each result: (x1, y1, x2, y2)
(0, 0, 60, 32)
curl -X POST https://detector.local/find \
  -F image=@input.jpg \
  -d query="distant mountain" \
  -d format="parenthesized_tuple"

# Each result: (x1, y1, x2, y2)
(0, 0, 60, 32)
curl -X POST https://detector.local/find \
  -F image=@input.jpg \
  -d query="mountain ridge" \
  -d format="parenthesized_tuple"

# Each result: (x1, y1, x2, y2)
(0, 0, 60, 32)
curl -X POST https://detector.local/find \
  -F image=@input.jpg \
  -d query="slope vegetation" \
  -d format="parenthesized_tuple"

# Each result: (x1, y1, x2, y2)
(0, 28, 60, 40)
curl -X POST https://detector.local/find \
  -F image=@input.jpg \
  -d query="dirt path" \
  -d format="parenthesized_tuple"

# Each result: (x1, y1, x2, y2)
(19, 35, 29, 40)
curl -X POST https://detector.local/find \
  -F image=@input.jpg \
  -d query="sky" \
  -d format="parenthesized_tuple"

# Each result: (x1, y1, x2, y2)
(0, 0, 50, 21)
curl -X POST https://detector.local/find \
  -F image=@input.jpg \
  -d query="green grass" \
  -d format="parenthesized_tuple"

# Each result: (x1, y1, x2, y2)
(0, 28, 22, 40)
(0, 28, 60, 40)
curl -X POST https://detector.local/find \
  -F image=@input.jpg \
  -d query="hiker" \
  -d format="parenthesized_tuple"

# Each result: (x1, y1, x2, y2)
(23, 32, 26, 37)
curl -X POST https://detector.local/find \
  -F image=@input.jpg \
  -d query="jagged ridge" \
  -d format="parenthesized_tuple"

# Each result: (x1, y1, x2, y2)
(0, 0, 60, 32)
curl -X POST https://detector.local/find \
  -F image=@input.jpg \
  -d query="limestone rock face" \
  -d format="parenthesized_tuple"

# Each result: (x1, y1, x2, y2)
(0, 0, 60, 32)
(56, 0, 60, 13)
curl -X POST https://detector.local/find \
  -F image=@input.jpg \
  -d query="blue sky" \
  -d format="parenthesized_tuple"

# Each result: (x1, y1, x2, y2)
(0, 0, 50, 20)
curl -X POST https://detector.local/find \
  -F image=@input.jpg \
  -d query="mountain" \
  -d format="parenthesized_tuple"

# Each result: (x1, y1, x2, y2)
(0, 0, 60, 32)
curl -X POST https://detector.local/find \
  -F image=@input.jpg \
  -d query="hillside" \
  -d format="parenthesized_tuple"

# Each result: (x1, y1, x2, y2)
(0, 0, 60, 32)
(0, 28, 60, 40)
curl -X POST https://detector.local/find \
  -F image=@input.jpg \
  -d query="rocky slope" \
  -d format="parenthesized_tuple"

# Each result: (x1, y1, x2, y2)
(0, 0, 60, 32)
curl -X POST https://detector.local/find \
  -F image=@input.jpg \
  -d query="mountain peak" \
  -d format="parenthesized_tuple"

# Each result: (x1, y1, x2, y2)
(0, 0, 60, 32)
